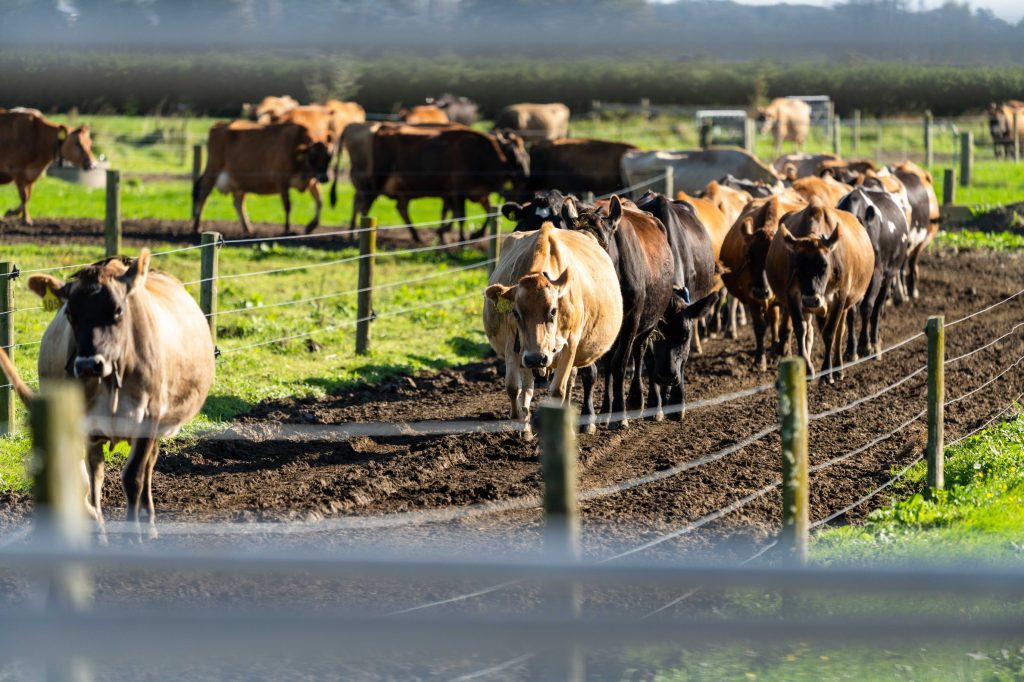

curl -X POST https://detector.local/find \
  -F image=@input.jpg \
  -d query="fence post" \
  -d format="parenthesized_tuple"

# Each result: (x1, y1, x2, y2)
(191, 144, 204, 218)
(831, 115, 841, 157)
(356, 216, 377, 356)
(743, 116, 756, 155)
(942, 168, 956, 206)
(540, 399, 583, 682)
(852, 109, 861, 154)
(0, 262, 14, 436)
(924, 111, 934, 168)
(104, 169, 121, 257)
(778, 357, 808, 565)
(926, 316, 945, 492)
(959, 131, 973, 187)
(663, 165, 674, 199)
(32, 381, 93, 681)
(699, 118, 712, 149)
(487, 216, 501, 278)
(200, 232, 221, 346)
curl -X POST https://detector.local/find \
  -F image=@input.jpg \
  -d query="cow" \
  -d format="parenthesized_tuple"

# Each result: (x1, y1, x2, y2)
(837, 187, 909, 360)
(987, 102, 1024, 158)
(483, 223, 622, 436)
(758, 98, 812, 157)
(520, 138, 638, 201)
(701, 180, 752, 228)
(333, 121, 381, 229)
(766, 202, 874, 383)
(243, 95, 299, 123)
(818, 158, 877, 184)
(889, 161, 939, 300)
(634, 193, 719, 421)
(323, 99, 367, 139)
(773, 153, 839, 181)
(192, 120, 332, 235)
(281, 105, 336, 146)
(621, 148, 780, 196)
(428, 94, 478, 126)
(369, 127, 529, 243)
(501, 190, 582, 233)
(558, 195, 674, 429)
(791, 175, 853, 207)
(716, 173, 776, 198)
(720, 195, 807, 369)
(493, 103, 570, 142)
(0, 110, 97, 225)
(676, 187, 733, 343)
(0, 252, 215, 539)
(401, 105, 450, 125)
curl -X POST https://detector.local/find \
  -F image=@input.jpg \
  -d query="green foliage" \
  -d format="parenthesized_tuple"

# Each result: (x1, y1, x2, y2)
(935, 229, 1024, 251)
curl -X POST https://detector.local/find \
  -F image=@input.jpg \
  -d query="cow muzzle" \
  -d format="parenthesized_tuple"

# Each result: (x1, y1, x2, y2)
(315, 171, 330, 184)
(522, 352, 551, 369)
(801, 295, 827, 316)
(74, 355, 112, 379)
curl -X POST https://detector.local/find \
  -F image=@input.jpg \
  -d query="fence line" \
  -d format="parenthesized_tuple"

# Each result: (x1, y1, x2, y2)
(946, 319, 1024, 365)
(944, 287, 1024, 328)
(944, 350, 1024, 408)
(948, 389, 1024, 447)
(810, 455, 924, 530)
(808, 364, 926, 422)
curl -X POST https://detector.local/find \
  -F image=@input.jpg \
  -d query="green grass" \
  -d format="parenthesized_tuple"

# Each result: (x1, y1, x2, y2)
(935, 228, 1024, 251)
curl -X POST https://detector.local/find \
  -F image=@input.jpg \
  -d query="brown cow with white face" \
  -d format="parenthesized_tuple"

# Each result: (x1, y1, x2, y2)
(1, 110, 97, 225)
(0, 251, 215, 539)
(766, 203, 874, 382)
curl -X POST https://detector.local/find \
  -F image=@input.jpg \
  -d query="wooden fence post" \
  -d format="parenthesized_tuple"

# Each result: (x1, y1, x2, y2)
(943, 168, 956, 206)
(356, 216, 377, 356)
(926, 316, 945, 492)
(539, 399, 583, 682)
(699, 118, 712, 149)
(924, 111, 934, 168)
(200, 232, 221, 346)
(778, 357, 808, 565)
(744, 117, 756, 155)
(831, 115, 842, 157)
(487, 215, 501, 278)
(959, 131, 973, 187)
(0, 262, 14, 436)
(32, 381, 93, 681)
(852, 109, 861, 154)
(104, 170, 121, 257)
(663, 165, 674, 199)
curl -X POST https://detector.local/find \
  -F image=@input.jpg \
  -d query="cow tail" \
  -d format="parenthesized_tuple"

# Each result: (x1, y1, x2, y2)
(0, 348, 34, 408)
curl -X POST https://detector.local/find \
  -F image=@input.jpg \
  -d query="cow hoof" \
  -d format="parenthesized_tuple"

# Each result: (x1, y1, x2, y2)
(757, 357, 768, 372)
(610, 417, 629, 430)
(651, 410, 664, 422)
(147, 524, 159, 541)
(581, 422, 596, 435)
(670, 408, 685, 422)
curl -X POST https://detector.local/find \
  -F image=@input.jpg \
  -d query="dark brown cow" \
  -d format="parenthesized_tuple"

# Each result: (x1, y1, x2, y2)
(520, 138, 637, 201)
(766, 203, 874, 382)
(192, 121, 332, 235)
(0, 251, 215, 539)
(0, 110, 97, 225)
(369, 127, 529, 243)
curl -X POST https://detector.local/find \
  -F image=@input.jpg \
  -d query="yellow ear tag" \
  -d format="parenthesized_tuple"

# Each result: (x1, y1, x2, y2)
(58, 128, 67, 141)
(495, 298, 513, 314)
(43, 288, 62, 312)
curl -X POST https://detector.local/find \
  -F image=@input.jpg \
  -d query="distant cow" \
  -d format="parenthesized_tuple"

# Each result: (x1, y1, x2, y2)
(192, 121, 332, 235)
(484, 223, 623, 436)
(281, 105, 336, 146)
(401, 105, 450, 125)
(621, 148, 780, 196)
(333, 121, 381, 228)
(560, 195, 674, 429)
(766, 203, 874, 382)
(0, 110, 97, 225)
(837, 187, 909, 360)
(493, 103, 570, 142)
(370, 127, 529, 242)
(243, 95, 299, 123)
(716, 173, 776, 198)
(889, 161, 939, 300)
(0, 251, 215, 539)
(773, 153, 839, 181)
(758, 98, 812, 157)
(987, 102, 1024, 158)
(428, 94, 478, 126)
(522, 138, 638, 201)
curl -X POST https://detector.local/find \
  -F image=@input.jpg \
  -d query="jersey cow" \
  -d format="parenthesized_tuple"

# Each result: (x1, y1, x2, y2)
(0, 110, 97, 225)
(192, 121, 332, 235)
(483, 223, 622, 436)
(493, 103, 570, 142)
(988, 101, 1024, 158)
(758, 98, 812, 157)
(0, 252, 215, 539)
(243, 95, 299, 123)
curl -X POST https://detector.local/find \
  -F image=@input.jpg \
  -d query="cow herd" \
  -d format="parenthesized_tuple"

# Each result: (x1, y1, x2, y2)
(485, 152, 941, 434)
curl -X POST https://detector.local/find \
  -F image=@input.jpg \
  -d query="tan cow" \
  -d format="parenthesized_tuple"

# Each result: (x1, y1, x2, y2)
(401, 105, 450, 125)
(324, 99, 366, 139)
(281, 105, 336, 146)
(192, 120, 333, 235)
(791, 175, 852, 207)
(766, 203, 874, 382)
(758, 98, 812, 157)
(701, 180, 751, 230)
(243, 95, 299, 123)
(676, 189, 730, 259)
(493, 103, 571, 142)
(484, 223, 622, 436)
(0, 110, 97, 225)
(0, 252, 215, 539)
(987, 101, 1024, 158)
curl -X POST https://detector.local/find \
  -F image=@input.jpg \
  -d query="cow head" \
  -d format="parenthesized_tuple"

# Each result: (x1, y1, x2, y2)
(756, 107, 775, 135)
(779, 210, 839, 316)
(988, 104, 1010, 143)
(486, 269, 571, 370)
(652, 290, 718, 386)
(294, 141, 332, 184)
(561, 195, 623, 251)
(502, 190, 571, 232)
(740, 198, 787, 302)
(28, 252, 152, 386)
(60, 125, 98, 171)
(493, 130, 530, 197)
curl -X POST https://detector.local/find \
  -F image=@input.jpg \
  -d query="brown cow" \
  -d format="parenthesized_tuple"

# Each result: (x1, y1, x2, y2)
(401, 105, 450, 125)
(192, 121, 332, 235)
(988, 101, 1024, 158)
(0, 111, 97, 225)
(701, 180, 751, 230)
(758, 98, 811, 157)
(720, 194, 806, 369)
(483, 223, 622, 436)
(493, 103, 570, 142)
(0, 251, 215, 539)
(324, 99, 366, 139)
(281, 105, 336, 146)
(890, 161, 939, 300)
(521, 138, 637, 200)
(791, 175, 852, 207)
(243, 95, 299, 123)
(766, 203, 874, 382)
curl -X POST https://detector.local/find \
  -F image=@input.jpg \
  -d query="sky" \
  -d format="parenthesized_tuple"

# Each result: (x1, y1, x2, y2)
(701, 0, 1024, 22)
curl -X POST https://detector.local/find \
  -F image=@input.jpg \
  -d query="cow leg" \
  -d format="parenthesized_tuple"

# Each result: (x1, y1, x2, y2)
(504, 337, 523, 421)
(819, 304, 843, 384)
(831, 305, 849, 382)
(396, 197, 422, 243)
(452, 196, 468, 243)
(191, 174, 215, 233)
(233, 192, 254, 234)
(906, 246, 922, 300)
(845, 305, 859, 363)
(86, 440, 107, 543)
(692, 321, 704, 355)
(669, 321, 694, 421)
(580, 363, 598, 434)
(279, 188, 294, 235)
(644, 349, 664, 421)
(121, 436, 157, 537)
(752, 305, 769, 371)
(303, 182, 322, 235)
(626, 334, 648, 415)
(788, 297, 814, 377)
(15, 180, 32, 226)
(725, 297, 739, 339)
(549, 342, 578, 406)
(471, 196, 492, 241)
(609, 333, 635, 429)
(869, 275, 894, 358)
(143, 442, 161, 540)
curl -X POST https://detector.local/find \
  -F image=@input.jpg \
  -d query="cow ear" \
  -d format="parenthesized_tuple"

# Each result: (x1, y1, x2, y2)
(740, 218, 755, 237)
(821, 225, 840, 251)
(607, 195, 623, 227)
(560, 197, 578, 226)
(546, 269, 570, 291)
(780, 225, 799, 249)
(501, 202, 522, 222)
(28, 274, 70, 305)
(485, 283, 515, 303)
(121, 249, 151, 293)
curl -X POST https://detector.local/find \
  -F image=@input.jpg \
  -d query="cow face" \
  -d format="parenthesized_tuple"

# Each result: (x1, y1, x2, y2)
(494, 131, 530, 197)
(61, 126, 98, 171)
(780, 222, 838, 316)
(652, 290, 718, 385)
(502, 190, 570, 232)
(988, 105, 1010, 142)
(486, 270, 570, 370)
(28, 252, 151, 384)
(295, 141, 332, 184)
(562, 195, 623, 250)
(756, 108, 775, 135)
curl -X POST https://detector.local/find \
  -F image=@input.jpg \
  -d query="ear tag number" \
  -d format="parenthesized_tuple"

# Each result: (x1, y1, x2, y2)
(43, 289, 62, 312)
